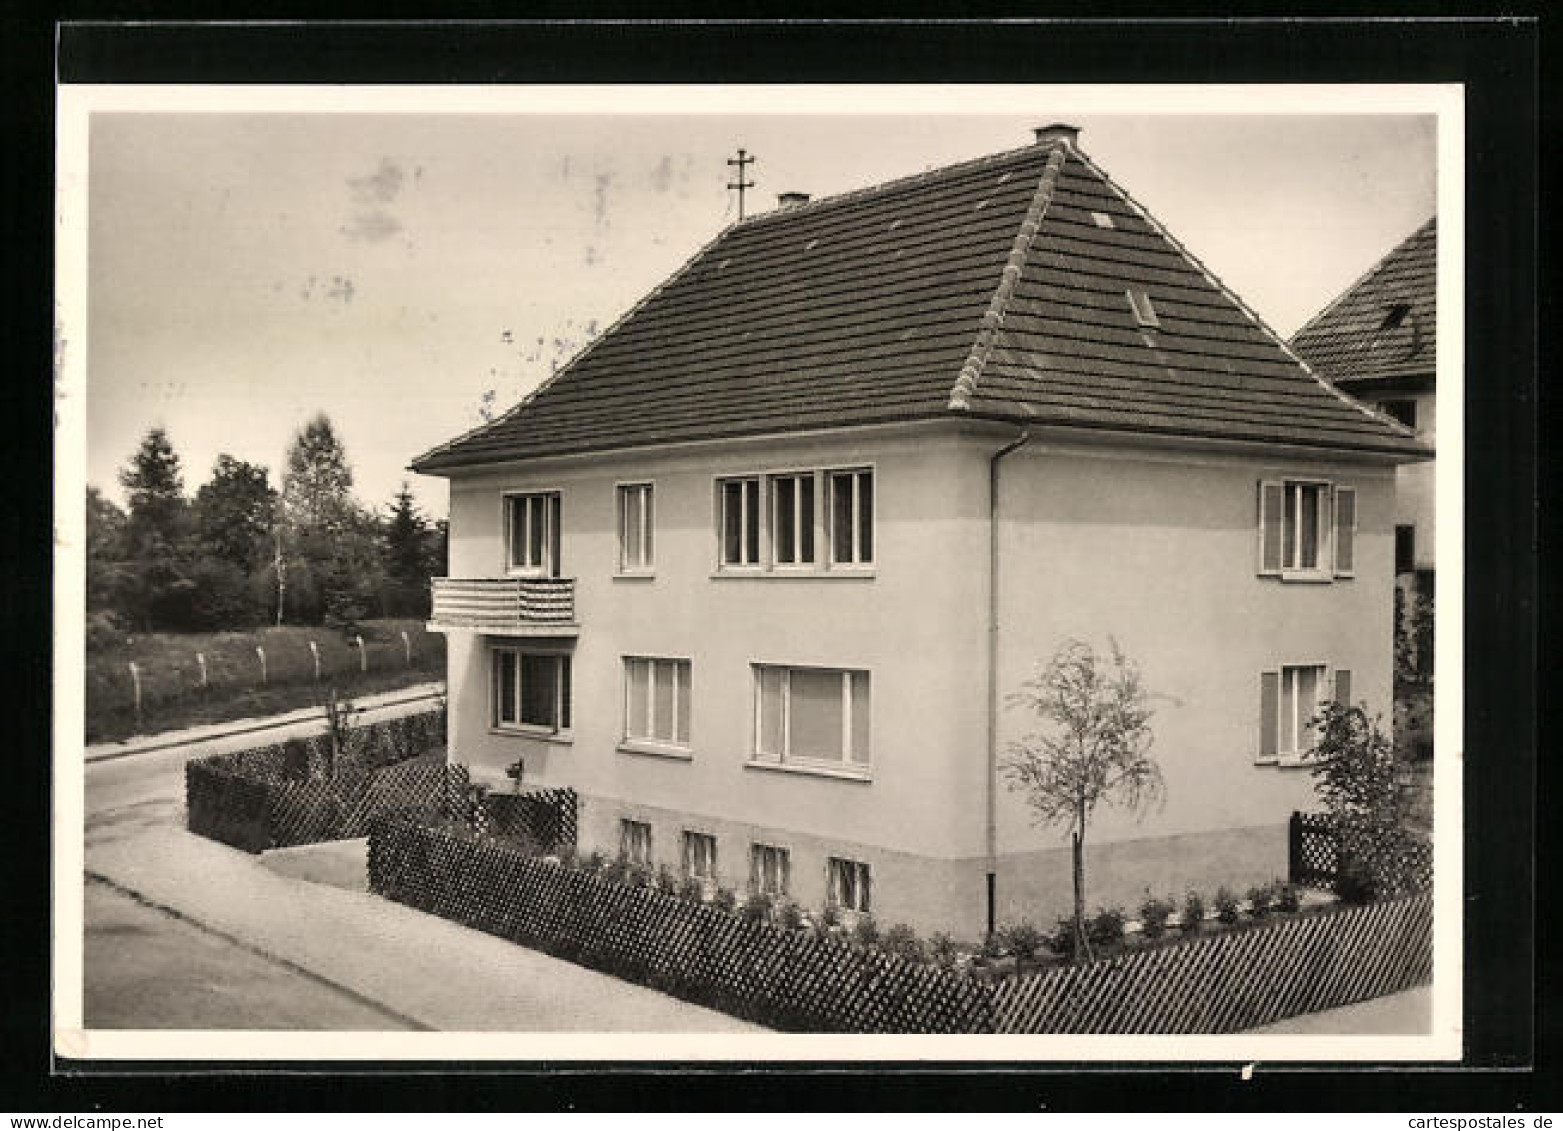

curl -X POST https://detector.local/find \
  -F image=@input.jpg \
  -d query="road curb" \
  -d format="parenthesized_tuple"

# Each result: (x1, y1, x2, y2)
(85, 686, 445, 765)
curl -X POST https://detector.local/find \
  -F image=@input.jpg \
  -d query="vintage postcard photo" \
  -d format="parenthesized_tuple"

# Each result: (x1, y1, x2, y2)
(52, 83, 1463, 1062)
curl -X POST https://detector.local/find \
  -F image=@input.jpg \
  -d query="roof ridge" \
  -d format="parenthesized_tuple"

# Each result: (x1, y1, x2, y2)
(947, 143, 1070, 411)
(1289, 215, 1437, 345)
(1069, 146, 1423, 444)
(735, 139, 1059, 230)
(410, 219, 740, 472)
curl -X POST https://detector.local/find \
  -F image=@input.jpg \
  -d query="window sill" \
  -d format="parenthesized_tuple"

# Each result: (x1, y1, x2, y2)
(1274, 571, 1335, 584)
(612, 571, 657, 582)
(710, 569, 876, 581)
(617, 741, 693, 762)
(744, 759, 872, 783)
(489, 727, 574, 745)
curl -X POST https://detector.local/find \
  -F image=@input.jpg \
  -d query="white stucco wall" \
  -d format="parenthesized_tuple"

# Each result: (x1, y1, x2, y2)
(988, 441, 1399, 859)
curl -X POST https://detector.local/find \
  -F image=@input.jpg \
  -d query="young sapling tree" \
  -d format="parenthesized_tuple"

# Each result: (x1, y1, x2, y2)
(1002, 637, 1166, 962)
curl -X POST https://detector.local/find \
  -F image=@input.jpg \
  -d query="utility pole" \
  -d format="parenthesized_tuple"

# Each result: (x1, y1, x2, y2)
(727, 147, 756, 219)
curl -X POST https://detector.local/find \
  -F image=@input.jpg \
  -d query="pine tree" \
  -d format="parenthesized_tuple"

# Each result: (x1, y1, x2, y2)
(116, 427, 194, 630)
(383, 483, 430, 584)
(282, 414, 355, 537)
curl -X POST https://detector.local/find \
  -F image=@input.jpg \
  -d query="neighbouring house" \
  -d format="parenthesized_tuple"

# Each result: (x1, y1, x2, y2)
(1290, 218, 1437, 662)
(411, 125, 1430, 937)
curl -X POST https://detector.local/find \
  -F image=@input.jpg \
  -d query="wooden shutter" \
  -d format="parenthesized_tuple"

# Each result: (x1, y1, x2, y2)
(1334, 668, 1352, 708)
(547, 494, 562, 577)
(1258, 481, 1284, 574)
(1334, 486, 1357, 576)
(1259, 671, 1280, 762)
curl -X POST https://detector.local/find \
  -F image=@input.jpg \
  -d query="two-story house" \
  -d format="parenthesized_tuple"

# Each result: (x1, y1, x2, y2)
(411, 125, 1430, 938)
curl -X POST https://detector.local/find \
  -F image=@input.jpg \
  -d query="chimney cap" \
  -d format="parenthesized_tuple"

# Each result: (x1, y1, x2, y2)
(1033, 122, 1082, 146)
(777, 191, 811, 208)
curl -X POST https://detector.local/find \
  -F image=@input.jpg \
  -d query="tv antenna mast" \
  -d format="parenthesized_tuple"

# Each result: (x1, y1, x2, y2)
(727, 147, 756, 219)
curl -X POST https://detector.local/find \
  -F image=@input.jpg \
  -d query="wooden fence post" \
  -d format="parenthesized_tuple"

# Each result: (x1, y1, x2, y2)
(309, 640, 321, 681)
(401, 630, 412, 667)
(128, 661, 142, 728)
(355, 634, 367, 673)
(255, 645, 267, 685)
(1287, 811, 1302, 884)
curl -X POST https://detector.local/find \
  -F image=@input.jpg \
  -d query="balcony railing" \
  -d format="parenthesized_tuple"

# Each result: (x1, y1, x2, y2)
(429, 577, 577, 634)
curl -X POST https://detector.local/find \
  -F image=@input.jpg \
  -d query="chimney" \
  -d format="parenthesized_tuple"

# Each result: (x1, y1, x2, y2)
(1033, 122, 1081, 147)
(776, 191, 811, 209)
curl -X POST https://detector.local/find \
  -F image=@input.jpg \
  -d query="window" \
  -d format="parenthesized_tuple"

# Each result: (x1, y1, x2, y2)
(1378, 303, 1411, 334)
(682, 831, 717, 881)
(619, 819, 652, 867)
(719, 477, 761, 567)
(754, 665, 871, 769)
(617, 483, 654, 572)
(505, 492, 561, 576)
(828, 469, 874, 566)
(827, 857, 872, 913)
(1089, 210, 1116, 229)
(623, 656, 691, 749)
(492, 648, 571, 733)
(1126, 287, 1160, 328)
(1396, 525, 1417, 574)
(1257, 481, 1355, 579)
(1378, 399, 1418, 431)
(1259, 665, 1351, 764)
(750, 843, 790, 897)
(769, 473, 816, 566)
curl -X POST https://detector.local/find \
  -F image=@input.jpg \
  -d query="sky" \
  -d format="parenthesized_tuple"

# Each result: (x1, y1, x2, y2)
(84, 105, 1436, 519)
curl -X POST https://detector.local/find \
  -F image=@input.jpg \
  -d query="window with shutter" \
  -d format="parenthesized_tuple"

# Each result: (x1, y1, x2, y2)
(1258, 482, 1284, 575)
(1334, 668, 1352, 708)
(1258, 479, 1352, 581)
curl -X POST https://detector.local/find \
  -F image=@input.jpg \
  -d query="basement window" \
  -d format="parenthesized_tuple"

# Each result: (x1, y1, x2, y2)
(1126, 288, 1161, 328)
(1090, 211, 1116, 229)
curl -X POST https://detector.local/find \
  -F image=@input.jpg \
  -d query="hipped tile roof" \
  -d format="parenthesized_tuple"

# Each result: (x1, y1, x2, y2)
(1288, 217, 1437, 387)
(414, 140, 1427, 473)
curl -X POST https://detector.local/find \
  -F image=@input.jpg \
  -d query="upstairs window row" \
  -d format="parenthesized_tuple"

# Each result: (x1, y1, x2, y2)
(502, 468, 875, 578)
(718, 467, 873, 572)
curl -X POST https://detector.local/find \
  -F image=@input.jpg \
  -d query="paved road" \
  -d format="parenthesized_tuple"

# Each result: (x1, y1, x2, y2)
(80, 694, 760, 1034)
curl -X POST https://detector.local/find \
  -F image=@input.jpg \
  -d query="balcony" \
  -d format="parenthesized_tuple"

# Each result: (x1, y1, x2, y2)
(429, 577, 577, 635)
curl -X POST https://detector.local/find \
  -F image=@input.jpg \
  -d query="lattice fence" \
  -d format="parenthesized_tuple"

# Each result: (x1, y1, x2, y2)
(186, 709, 452, 852)
(989, 890, 1432, 1033)
(1290, 810, 1433, 893)
(476, 789, 579, 853)
(368, 816, 992, 1033)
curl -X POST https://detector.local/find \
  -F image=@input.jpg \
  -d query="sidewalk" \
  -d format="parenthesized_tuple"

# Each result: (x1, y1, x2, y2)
(1244, 985, 1430, 1035)
(86, 820, 762, 1033)
(85, 681, 446, 764)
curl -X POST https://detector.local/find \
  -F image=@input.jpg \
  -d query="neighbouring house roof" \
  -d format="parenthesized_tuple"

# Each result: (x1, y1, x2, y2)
(414, 137, 1428, 474)
(1289, 217, 1437, 389)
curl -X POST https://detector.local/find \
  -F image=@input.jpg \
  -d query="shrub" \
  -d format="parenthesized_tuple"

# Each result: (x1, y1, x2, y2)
(1335, 853, 1379, 905)
(740, 891, 772, 924)
(817, 902, 842, 930)
(1213, 886, 1241, 925)
(712, 886, 737, 914)
(677, 875, 705, 903)
(979, 930, 1005, 960)
(1181, 890, 1206, 933)
(1087, 905, 1126, 947)
(656, 863, 679, 892)
(1048, 917, 1081, 961)
(1138, 893, 1174, 939)
(1001, 920, 1047, 964)
(851, 914, 881, 950)
(1275, 880, 1302, 913)
(882, 923, 924, 963)
(1246, 882, 1275, 920)
(626, 863, 653, 889)
(775, 900, 804, 932)
(928, 932, 959, 969)
(601, 856, 630, 885)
